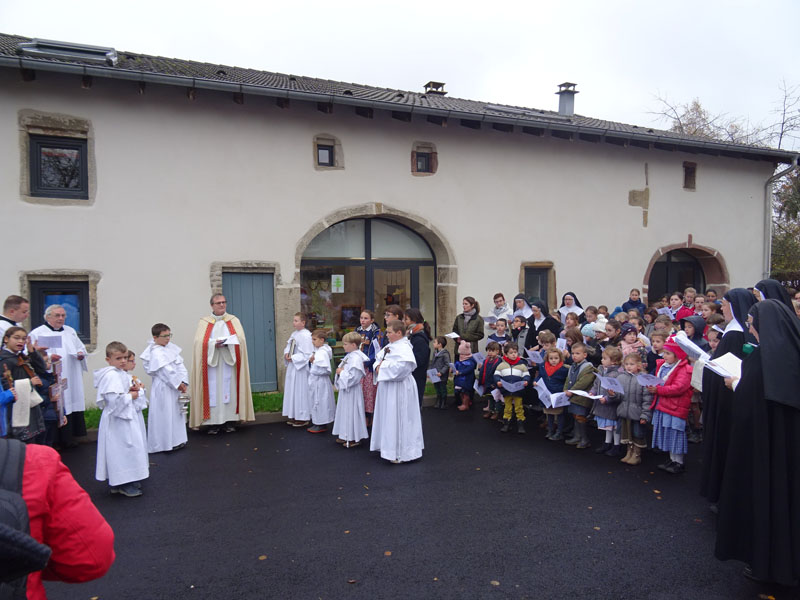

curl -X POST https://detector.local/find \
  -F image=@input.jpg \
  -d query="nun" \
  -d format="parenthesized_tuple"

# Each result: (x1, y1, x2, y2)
(715, 300, 800, 585)
(528, 301, 563, 340)
(699, 288, 757, 506)
(754, 278, 794, 310)
(558, 292, 585, 323)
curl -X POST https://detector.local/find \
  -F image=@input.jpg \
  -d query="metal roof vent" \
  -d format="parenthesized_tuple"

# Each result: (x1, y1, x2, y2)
(424, 81, 447, 96)
(18, 38, 118, 66)
(555, 82, 578, 116)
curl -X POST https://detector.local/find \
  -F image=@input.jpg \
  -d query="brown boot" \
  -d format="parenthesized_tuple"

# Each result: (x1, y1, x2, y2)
(620, 444, 634, 464)
(629, 445, 642, 466)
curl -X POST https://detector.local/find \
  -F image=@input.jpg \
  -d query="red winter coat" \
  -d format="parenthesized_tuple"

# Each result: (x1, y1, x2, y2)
(22, 444, 115, 600)
(650, 358, 693, 420)
(674, 306, 694, 321)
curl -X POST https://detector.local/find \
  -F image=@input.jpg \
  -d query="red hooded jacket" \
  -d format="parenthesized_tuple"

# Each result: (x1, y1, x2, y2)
(649, 358, 693, 419)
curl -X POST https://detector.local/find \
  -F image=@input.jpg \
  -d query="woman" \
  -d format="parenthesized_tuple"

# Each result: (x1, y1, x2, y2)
(528, 301, 563, 342)
(715, 300, 800, 585)
(699, 288, 757, 506)
(558, 292, 585, 323)
(404, 308, 431, 406)
(754, 278, 794, 310)
(452, 297, 484, 354)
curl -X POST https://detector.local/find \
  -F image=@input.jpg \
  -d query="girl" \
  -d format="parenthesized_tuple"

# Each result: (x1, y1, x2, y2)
(584, 306, 599, 324)
(693, 294, 706, 316)
(560, 312, 581, 336)
(332, 332, 369, 448)
(356, 310, 380, 426)
(0, 326, 48, 443)
(453, 340, 477, 411)
(668, 292, 694, 321)
(403, 308, 431, 406)
(619, 323, 647, 361)
(538, 348, 568, 440)
(562, 327, 584, 366)
(643, 308, 659, 337)
(621, 288, 647, 316)
(647, 338, 693, 474)
(452, 297, 484, 354)
(558, 292, 585, 323)
(615, 353, 652, 465)
(591, 347, 624, 457)
(701, 302, 721, 321)
(603, 319, 622, 348)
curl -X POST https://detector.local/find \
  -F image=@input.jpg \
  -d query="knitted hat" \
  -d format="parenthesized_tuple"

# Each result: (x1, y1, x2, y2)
(592, 317, 608, 334)
(580, 323, 595, 339)
(458, 340, 472, 358)
(620, 323, 638, 338)
(662, 336, 687, 360)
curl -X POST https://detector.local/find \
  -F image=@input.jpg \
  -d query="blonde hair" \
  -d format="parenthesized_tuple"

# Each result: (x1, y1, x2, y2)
(602, 346, 623, 365)
(342, 331, 362, 345)
(106, 341, 128, 357)
(311, 329, 329, 340)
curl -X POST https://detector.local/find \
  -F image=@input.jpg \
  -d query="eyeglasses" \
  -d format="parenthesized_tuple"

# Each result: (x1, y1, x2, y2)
(158, 334, 173, 338)
(212, 301, 227, 305)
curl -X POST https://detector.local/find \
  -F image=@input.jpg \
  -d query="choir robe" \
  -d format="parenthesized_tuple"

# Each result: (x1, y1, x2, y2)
(94, 367, 149, 487)
(141, 341, 188, 453)
(370, 337, 424, 463)
(281, 328, 314, 421)
(309, 344, 335, 425)
(29, 324, 88, 416)
(189, 313, 254, 428)
(332, 350, 369, 444)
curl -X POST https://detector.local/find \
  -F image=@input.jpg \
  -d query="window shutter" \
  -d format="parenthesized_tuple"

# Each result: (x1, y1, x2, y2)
(411, 150, 417, 173)
(431, 151, 438, 174)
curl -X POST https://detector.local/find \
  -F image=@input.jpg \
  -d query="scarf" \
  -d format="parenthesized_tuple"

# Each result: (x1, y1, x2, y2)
(544, 360, 563, 376)
(504, 355, 522, 366)
(462, 308, 477, 325)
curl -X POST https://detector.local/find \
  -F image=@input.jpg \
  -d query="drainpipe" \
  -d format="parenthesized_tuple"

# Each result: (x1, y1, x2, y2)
(763, 156, 799, 279)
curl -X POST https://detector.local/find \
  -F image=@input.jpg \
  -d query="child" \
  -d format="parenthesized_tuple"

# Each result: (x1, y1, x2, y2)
(0, 326, 47, 442)
(584, 306, 599, 324)
(560, 312, 581, 335)
(591, 347, 624, 457)
(701, 302, 721, 321)
(646, 331, 667, 375)
(487, 318, 511, 347)
(603, 320, 622, 349)
(94, 342, 148, 497)
(680, 316, 710, 352)
(647, 338, 693, 474)
(619, 323, 647, 361)
(615, 353, 652, 465)
(332, 331, 369, 447)
(453, 340, 477, 411)
(370, 320, 424, 463)
(141, 323, 188, 453)
(282, 312, 314, 427)
(478, 341, 503, 419)
(693, 295, 706, 316)
(653, 314, 675, 335)
(430, 336, 451, 409)
(493, 342, 530, 434)
(706, 326, 722, 353)
(597, 305, 610, 319)
(355, 310, 380, 426)
(510, 315, 530, 354)
(487, 293, 513, 333)
(564, 343, 597, 449)
(308, 329, 335, 433)
(622, 288, 646, 316)
(538, 348, 568, 440)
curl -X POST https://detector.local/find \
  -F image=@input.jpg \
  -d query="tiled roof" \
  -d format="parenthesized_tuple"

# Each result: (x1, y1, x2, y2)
(1, 32, 797, 164)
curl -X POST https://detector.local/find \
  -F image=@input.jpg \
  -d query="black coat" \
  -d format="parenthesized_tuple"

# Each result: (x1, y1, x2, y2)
(408, 329, 431, 404)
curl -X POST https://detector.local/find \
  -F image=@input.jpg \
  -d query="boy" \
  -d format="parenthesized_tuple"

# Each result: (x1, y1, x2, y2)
(332, 331, 369, 447)
(564, 343, 597, 449)
(478, 341, 503, 419)
(647, 331, 667, 375)
(510, 315, 530, 355)
(94, 342, 148, 497)
(430, 336, 451, 409)
(282, 313, 314, 427)
(308, 329, 335, 433)
(487, 318, 511, 347)
(141, 323, 189, 452)
(493, 342, 530, 434)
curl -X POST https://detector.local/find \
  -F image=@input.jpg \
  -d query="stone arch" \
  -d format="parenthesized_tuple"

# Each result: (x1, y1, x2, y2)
(642, 238, 730, 304)
(295, 202, 458, 335)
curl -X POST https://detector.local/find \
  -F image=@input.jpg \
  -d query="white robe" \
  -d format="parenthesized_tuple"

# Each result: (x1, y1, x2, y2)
(204, 317, 240, 425)
(94, 366, 149, 486)
(333, 350, 369, 443)
(309, 344, 335, 425)
(141, 341, 188, 453)
(282, 329, 313, 420)
(370, 338, 424, 462)
(29, 324, 88, 415)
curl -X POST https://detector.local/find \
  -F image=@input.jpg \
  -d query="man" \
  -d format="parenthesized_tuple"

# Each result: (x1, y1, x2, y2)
(29, 305, 88, 446)
(0, 296, 30, 337)
(190, 294, 254, 433)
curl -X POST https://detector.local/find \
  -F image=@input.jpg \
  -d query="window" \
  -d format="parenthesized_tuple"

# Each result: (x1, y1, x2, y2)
(411, 141, 438, 176)
(29, 280, 91, 343)
(317, 144, 334, 167)
(29, 135, 89, 199)
(683, 162, 697, 190)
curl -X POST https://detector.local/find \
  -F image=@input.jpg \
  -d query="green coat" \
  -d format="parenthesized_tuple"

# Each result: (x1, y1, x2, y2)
(564, 361, 597, 408)
(452, 313, 485, 353)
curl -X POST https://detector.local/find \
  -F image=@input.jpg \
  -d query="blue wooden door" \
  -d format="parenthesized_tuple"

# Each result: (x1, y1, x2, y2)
(222, 273, 277, 392)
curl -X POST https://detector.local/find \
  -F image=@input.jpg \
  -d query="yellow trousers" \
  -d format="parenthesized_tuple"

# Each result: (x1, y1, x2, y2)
(503, 396, 525, 421)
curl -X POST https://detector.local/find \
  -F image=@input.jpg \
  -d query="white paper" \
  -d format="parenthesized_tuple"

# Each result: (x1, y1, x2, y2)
(218, 334, 239, 346)
(556, 338, 567, 351)
(35, 335, 62, 349)
(691, 358, 705, 392)
(598, 376, 624, 394)
(637, 373, 663, 387)
(371, 338, 381, 356)
(472, 352, 485, 366)
(500, 380, 526, 394)
(449, 363, 457, 372)
(549, 391, 571, 408)
(445, 332, 460, 339)
(569, 389, 604, 400)
(491, 388, 504, 402)
(483, 315, 498, 324)
(473, 381, 484, 396)
(706, 352, 742, 380)
(674, 331, 711, 362)
(426, 369, 441, 383)
(527, 351, 544, 365)
(534, 379, 552, 408)
(657, 307, 673, 316)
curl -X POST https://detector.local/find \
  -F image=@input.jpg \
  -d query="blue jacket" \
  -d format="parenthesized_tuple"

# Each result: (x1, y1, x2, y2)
(453, 357, 477, 390)
(537, 363, 568, 394)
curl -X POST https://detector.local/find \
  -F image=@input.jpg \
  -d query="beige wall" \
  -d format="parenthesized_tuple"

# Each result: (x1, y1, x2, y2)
(0, 69, 775, 405)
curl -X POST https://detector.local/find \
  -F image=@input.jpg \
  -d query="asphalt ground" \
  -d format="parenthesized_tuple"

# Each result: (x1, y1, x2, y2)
(45, 402, 798, 600)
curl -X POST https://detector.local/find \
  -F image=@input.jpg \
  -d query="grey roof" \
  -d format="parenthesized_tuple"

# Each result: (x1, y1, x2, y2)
(1, 32, 797, 165)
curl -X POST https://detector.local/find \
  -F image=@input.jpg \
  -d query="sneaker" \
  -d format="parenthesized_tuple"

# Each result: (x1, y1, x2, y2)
(117, 483, 143, 498)
(664, 461, 685, 474)
(500, 422, 511, 433)
(286, 419, 296, 426)
(604, 445, 625, 458)
(307, 424, 328, 433)
(594, 442, 613, 455)
(549, 432, 564, 441)
(206, 427, 220, 435)
(224, 425, 236, 433)
(490, 413, 499, 420)
(482, 412, 492, 419)
(291, 420, 310, 428)
(565, 435, 581, 446)
(657, 460, 675, 471)
(517, 422, 526, 434)
(576, 441, 591, 449)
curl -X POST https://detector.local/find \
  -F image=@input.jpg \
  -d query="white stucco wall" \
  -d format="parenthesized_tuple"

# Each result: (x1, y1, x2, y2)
(0, 69, 776, 405)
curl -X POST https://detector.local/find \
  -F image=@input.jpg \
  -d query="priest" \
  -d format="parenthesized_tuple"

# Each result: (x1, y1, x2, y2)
(29, 304, 88, 447)
(189, 294, 254, 433)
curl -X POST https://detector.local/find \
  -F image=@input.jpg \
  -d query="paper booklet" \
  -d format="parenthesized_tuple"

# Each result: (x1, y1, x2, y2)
(483, 315, 498, 324)
(472, 352, 485, 366)
(473, 381, 484, 396)
(35, 335, 62, 350)
(426, 368, 441, 383)
(527, 351, 544, 365)
(219, 334, 239, 346)
(636, 373, 663, 387)
(445, 332, 460, 339)
(500, 380, 526, 394)
(657, 307, 673, 316)
(556, 338, 567, 351)
(491, 388, 504, 402)
(673, 331, 711, 362)
(598, 376, 624, 394)
(568, 389, 604, 400)
(705, 352, 742, 380)
(534, 379, 552, 407)
(549, 391, 571, 408)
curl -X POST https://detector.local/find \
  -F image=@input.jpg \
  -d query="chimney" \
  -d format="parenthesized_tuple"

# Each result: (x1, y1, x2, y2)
(556, 82, 578, 116)
(423, 81, 447, 96)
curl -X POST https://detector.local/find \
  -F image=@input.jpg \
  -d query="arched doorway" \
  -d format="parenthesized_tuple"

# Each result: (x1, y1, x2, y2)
(644, 242, 729, 303)
(300, 218, 437, 338)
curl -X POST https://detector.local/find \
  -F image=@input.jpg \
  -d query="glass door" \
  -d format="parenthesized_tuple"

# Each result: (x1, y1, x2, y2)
(373, 267, 412, 323)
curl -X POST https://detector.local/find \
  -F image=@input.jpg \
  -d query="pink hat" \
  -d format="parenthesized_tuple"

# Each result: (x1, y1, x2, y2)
(662, 337, 687, 360)
(458, 340, 472, 358)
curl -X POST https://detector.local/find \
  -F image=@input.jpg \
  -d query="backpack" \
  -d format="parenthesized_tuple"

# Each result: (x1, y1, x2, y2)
(0, 438, 51, 599)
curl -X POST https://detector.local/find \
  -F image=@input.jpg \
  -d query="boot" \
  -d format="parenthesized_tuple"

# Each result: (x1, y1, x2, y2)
(565, 426, 581, 445)
(620, 444, 634, 464)
(500, 421, 511, 433)
(517, 421, 526, 434)
(576, 423, 591, 449)
(629, 445, 642, 465)
(605, 444, 625, 458)
(594, 442, 613, 455)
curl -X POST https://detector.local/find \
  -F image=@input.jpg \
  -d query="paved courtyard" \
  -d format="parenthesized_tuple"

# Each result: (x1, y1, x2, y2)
(46, 405, 793, 599)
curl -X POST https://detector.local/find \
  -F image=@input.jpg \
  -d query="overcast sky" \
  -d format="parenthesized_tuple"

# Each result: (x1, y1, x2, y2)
(2, 0, 798, 149)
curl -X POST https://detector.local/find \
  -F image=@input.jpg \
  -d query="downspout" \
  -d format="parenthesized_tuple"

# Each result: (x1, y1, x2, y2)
(763, 156, 799, 279)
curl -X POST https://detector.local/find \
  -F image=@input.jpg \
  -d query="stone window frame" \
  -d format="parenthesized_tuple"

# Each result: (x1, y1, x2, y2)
(313, 134, 344, 171)
(411, 141, 438, 176)
(518, 261, 557, 311)
(683, 161, 697, 191)
(19, 109, 97, 206)
(20, 270, 101, 352)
